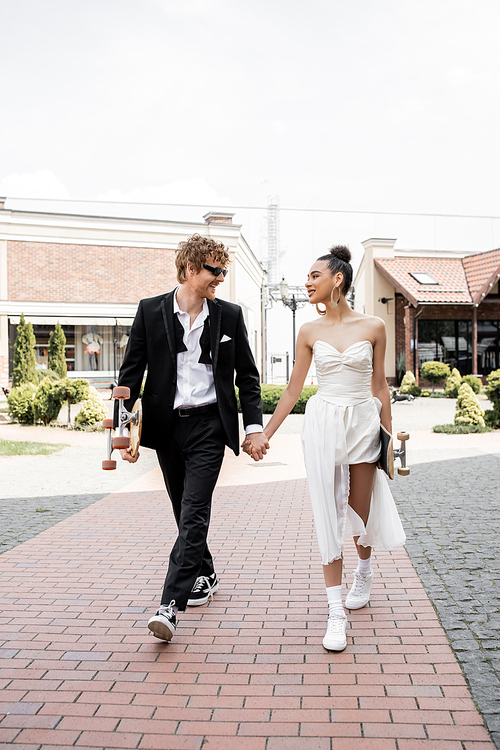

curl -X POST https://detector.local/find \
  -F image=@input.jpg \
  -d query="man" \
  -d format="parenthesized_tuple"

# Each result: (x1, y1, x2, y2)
(116, 233, 269, 642)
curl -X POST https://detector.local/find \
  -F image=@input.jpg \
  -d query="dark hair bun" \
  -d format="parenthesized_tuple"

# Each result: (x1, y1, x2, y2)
(329, 245, 351, 264)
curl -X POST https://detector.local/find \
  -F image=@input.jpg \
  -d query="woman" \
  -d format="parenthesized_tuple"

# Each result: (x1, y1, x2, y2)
(255, 245, 405, 652)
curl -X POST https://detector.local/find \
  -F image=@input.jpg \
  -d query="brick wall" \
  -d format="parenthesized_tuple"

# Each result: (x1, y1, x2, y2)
(7, 241, 177, 303)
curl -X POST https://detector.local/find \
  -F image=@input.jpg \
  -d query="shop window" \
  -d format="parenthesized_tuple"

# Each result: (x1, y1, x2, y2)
(477, 321, 499, 374)
(418, 320, 472, 375)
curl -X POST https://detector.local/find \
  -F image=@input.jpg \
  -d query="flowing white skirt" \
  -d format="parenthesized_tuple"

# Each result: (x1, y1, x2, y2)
(301, 394, 406, 564)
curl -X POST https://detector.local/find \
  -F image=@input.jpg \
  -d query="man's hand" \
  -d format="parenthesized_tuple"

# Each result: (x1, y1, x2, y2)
(241, 431, 270, 462)
(120, 447, 140, 463)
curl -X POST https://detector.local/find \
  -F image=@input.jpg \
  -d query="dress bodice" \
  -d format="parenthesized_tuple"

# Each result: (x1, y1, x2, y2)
(313, 339, 373, 406)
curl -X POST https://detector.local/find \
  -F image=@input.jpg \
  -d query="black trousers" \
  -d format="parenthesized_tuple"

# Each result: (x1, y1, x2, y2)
(156, 408, 226, 611)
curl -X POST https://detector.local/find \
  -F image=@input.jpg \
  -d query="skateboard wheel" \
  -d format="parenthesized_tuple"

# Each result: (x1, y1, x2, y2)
(102, 460, 117, 470)
(103, 419, 114, 429)
(398, 467, 410, 476)
(112, 436, 130, 449)
(113, 386, 130, 399)
(397, 431, 409, 441)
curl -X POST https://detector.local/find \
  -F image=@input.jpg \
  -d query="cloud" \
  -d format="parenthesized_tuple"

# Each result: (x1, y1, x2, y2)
(0, 170, 70, 200)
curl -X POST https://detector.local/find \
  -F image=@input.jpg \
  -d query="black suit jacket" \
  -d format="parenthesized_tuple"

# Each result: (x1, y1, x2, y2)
(115, 290, 263, 455)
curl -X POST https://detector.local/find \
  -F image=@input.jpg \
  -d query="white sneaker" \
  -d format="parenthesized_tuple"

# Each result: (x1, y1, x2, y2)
(322, 610, 347, 651)
(345, 570, 374, 610)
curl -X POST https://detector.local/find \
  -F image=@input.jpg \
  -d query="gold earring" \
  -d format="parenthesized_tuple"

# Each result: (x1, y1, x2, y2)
(330, 286, 341, 307)
(315, 304, 326, 316)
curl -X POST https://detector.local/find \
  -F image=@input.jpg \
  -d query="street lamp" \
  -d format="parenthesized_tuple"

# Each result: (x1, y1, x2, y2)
(277, 277, 309, 366)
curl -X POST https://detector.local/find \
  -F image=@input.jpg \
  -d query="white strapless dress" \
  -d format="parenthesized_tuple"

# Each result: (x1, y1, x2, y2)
(301, 340, 406, 564)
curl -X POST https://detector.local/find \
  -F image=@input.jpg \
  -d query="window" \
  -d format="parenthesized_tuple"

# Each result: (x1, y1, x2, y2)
(410, 272, 439, 285)
(418, 320, 472, 375)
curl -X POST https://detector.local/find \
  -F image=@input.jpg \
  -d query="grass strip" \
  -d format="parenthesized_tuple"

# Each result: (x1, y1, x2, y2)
(0, 438, 68, 456)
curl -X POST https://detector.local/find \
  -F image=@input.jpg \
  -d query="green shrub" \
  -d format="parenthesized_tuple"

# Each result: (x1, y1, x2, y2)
(7, 383, 37, 424)
(74, 388, 108, 428)
(433, 423, 491, 434)
(12, 314, 37, 387)
(444, 368, 462, 398)
(35, 369, 61, 383)
(461, 374, 482, 394)
(421, 389, 431, 397)
(484, 409, 500, 428)
(454, 382, 485, 426)
(399, 371, 416, 393)
(48, 322, 67, 379)
(54, 378, 90, 426)
(420, 361, 450, 391)
(408, 384, 421, 397)
(33, 379, 65, 425)
(235, 384, 318, 414)
(430, 391, 447, 398)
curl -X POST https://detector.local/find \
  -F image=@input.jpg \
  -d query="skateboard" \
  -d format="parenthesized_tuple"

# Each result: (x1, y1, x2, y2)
(380, 426, 410, 479)
(102, 386, 142, 470)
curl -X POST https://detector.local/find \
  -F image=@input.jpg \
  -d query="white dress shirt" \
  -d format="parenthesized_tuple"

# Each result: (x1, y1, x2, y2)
(173, 290, 262, 435)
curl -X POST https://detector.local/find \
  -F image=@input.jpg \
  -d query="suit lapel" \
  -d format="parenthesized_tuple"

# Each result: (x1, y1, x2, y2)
(161, 291, 177, 367)
(208, 298, 222, 372)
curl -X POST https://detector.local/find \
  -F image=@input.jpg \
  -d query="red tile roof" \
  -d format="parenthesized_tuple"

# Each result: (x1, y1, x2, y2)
(462, 247, 500, 304)
(374, 257, 473, 306)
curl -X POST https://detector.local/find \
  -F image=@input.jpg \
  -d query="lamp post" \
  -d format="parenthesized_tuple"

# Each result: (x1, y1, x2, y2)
(277, 277, 309, 366)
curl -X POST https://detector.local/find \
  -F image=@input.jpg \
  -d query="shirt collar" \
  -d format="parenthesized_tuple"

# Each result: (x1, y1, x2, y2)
(173, 288, 209, 327)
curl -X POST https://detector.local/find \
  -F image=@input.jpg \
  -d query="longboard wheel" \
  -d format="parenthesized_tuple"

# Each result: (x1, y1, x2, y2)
(103, 418, 114, 429)
(113, 386, 130, 399)
(398, 467, 410, 476)
(112, 436, 130, 449)
(102, 460, 117, 470)
(397, 431, 410, 441)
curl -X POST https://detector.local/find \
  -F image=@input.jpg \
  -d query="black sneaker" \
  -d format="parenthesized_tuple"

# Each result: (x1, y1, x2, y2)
(187, 573, 219, 606)
(147, 600, 177, 641)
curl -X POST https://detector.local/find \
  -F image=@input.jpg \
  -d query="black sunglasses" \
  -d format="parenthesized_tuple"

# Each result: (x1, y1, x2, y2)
(203, 262, 228, 278)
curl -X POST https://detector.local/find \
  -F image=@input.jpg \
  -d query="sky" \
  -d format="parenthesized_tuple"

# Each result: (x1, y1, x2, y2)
(2, 0, 500, 367)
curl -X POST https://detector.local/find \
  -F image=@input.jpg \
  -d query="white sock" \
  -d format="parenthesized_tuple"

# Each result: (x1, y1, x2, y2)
(357, 555, 372, 576)
(326, 584, 344, 615)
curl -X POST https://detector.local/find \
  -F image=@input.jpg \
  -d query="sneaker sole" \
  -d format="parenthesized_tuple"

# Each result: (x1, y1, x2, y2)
(187, 580, 219, 607)
(322, 638, 347, 652)
(345, 598, 370, 610)
(147, 618, 175, 642)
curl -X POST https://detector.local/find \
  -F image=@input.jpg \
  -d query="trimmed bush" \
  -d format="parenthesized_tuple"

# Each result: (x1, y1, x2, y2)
(421, 389, 431, 397)
(484, 368, 500, 428)
(33, 379, 65, 425)
(12, 314, 37, 387)
(48, 322, 67, 379)
(454, 382, 485, 427)
(7, 383, 37, 424)
(399, 371, 416, 394)
(461, 374, 482, 394)
(420, 361, 450, 392)
(35, 369, 61, 384)
(433, 423, 491, 434)
(444, 368, 462, 398)
(74, 388, 107, 428)
(408, 384, 422, 397)
(235, 384, 318, 414)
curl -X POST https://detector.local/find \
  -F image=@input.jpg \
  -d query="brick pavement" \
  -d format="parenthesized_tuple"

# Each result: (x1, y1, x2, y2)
(0, 431, 496, 749)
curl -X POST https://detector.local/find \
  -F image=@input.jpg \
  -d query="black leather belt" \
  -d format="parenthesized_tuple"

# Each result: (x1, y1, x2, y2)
(176, 403, 218, 418)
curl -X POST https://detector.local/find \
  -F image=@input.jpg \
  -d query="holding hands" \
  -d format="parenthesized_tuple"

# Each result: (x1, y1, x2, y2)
(241, 431, 270, 461)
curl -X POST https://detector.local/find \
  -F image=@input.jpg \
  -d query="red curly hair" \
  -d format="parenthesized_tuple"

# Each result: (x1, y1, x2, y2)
(175, 233, 230, 284)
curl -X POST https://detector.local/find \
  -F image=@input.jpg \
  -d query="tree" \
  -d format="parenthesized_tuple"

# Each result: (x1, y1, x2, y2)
(54, 378, 90, 427)
(48, 322, 67, 379)
(12, 314, 37, 387)
(420, 361, 450, 392)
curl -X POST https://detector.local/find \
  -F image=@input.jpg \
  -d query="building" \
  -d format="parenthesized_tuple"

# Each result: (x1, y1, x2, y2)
(0, 201, 265, 385)
(354, 239, 500, 384)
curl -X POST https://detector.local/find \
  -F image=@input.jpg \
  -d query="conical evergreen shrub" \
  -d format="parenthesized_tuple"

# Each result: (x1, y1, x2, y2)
(454, 382, 485, 426)
(12, 314, 37, 387)
(48, 322, 67, 379)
